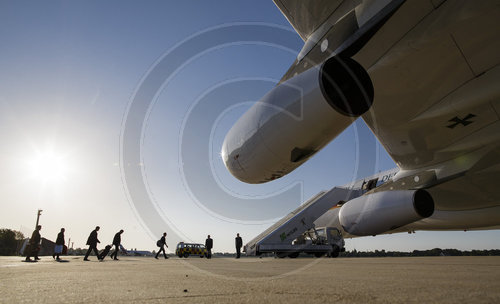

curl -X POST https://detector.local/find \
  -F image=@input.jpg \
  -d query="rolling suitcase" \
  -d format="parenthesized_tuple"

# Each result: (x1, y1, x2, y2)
(98, 245, 112, 260)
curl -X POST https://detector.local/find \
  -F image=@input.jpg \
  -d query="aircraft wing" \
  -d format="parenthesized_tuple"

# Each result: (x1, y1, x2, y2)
(355, 1, 500, 173)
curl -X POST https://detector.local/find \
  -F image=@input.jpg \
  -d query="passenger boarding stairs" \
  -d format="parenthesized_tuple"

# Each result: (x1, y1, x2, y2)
(245, 186, 362, 256)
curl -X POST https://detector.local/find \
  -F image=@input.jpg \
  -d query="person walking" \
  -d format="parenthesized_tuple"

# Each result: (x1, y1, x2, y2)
(205, 235, 213, 259)
(84, 226, 100, 261)
(53, 228, 65, 261)
(25, 225, 42, 262)
(110, 229, 124, 260)
(155, 232, 168, 259)
(235, 233, 243, 259)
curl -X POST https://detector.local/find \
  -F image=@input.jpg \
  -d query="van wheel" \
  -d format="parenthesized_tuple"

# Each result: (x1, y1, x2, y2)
(314, 252, 324, 258)
(288, 252, 300, 258)
(330, 245, 340, 258)
(183, 252, 189, 258)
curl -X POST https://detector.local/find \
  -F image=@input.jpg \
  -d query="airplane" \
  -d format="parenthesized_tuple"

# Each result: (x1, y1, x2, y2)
(119, 245, 154, 257)
(221, 0, 500, 246)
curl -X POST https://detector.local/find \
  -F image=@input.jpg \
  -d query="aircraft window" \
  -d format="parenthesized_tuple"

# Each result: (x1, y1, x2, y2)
(364, 178, 378, 190)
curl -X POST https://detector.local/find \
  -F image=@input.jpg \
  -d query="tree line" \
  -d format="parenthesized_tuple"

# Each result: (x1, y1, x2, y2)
(0, 228, 25, 255)
(343, 248, 500, 257)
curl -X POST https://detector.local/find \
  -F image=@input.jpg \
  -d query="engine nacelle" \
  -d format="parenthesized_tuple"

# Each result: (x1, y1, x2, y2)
(222, 56, 373, 183)
(339, 190, 435, 236)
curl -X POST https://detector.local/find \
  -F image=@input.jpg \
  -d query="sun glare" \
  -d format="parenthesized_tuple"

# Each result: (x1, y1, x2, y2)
(26, 150, 69, 184)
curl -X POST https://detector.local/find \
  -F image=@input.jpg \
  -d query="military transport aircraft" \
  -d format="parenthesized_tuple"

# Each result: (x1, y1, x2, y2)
(221, 0, 500, 245)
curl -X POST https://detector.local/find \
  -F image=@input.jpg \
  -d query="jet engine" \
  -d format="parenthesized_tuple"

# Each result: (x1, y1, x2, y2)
(338, 190, 435, 236)
(222, 56, 373, 183)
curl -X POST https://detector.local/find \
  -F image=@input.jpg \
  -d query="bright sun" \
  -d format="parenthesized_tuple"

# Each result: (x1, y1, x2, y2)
(26, 150, 69, 184)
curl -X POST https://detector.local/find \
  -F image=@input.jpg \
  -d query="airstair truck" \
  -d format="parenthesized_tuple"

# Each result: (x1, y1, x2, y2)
(244, 186, 361, 258)
(294, 226, 345, 258)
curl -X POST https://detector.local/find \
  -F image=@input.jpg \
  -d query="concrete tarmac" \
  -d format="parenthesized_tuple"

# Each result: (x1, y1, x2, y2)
(1, 256, 499, 303)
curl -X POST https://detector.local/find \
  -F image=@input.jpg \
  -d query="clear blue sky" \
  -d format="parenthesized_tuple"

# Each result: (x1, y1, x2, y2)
(1, 1, 498, 253)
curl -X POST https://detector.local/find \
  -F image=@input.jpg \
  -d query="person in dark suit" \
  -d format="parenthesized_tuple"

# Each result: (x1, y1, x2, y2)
(155, 232, 168, 259)
(235, 233, 243, 259)
(205, 235, 213, 259)
(84, 226, 100, 261)
(25, 225, 42, 262)
(53, 228, 65, 261)
(110, 229, 124, 260)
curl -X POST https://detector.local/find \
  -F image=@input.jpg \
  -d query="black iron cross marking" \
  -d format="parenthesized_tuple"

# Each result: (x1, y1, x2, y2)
(447, 114, 476, 129)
